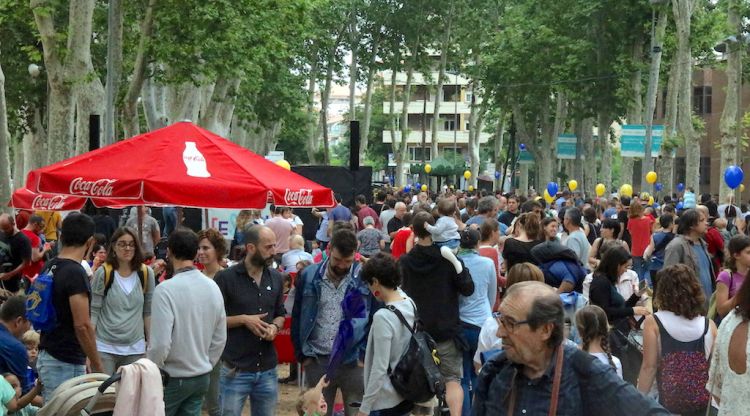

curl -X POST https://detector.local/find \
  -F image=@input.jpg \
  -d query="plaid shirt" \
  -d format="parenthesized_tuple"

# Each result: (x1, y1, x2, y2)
(473, 342, 669, 416)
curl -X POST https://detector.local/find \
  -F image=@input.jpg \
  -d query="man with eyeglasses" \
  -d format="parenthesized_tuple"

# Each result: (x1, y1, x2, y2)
(473, 281, 667, 416)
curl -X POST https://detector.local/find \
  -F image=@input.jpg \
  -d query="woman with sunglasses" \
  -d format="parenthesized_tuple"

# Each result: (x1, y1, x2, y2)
(90, 226, 155, 374)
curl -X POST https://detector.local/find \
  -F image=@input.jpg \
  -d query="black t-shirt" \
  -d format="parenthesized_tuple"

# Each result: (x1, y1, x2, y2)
(617, 211, 632, 248)
(0, 231, 31, 292)
(370, 203, 384, 215)
(387, 216, 404, 235)
(503, 239, 543, 270)
(498, 210, 518, 227)
(39, 258, 91, 365)
(214, 263, 286, 371)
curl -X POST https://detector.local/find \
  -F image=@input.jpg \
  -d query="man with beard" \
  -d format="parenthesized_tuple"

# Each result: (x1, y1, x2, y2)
(292, 228, 376, 416)
(213, 226, 286, 416)
(148, 227, 227, 416)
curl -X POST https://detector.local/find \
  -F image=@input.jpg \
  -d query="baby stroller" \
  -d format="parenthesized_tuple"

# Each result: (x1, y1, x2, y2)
(37, 364, 169, 416)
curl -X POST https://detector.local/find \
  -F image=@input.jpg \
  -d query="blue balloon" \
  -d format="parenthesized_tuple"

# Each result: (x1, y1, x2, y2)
(655, 182, 663, 192)
(724, 165, 744, 189)
(546, 182, 559, 197)
(676, 201, 684, 210)
(415, 182, 421, 190)
(676, 182, 685, 192)
(494, 171, 501, 179)
(404, 185, 411, 193)
(519, 143, 526, 151)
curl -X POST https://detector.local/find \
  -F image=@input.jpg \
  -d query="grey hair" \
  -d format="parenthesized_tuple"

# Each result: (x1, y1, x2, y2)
(564, 207, 582, 227)
(477, 196, 498, 215)
(505, 281, 564, 348)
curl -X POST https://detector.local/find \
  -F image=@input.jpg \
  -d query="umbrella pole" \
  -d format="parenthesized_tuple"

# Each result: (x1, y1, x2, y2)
(138, 210, 144, 251)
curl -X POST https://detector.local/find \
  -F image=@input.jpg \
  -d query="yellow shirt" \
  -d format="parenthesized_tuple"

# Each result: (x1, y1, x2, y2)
(35, 210, 62, 241)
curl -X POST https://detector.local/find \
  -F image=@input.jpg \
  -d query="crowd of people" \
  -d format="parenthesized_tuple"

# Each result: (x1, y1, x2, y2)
(0, 184, 749, 415)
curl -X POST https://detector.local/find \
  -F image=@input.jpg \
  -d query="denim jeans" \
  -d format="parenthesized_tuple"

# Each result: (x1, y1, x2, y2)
(631, 256, 650, 286)
(164, 373, 210, 416)
(203, 362, 221, 416)
(219, 366, 277, 416)
(461, 324, 481, 416)
(37, 350, 85, 400)
(99, 351, 143, 375)
(303, 356, 364, 416)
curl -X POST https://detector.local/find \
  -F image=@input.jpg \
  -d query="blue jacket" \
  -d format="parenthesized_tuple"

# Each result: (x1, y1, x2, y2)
(291, 259, 377, 365)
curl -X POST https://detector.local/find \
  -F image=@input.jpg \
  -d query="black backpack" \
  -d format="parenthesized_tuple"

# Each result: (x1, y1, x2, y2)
(386, 302, 446, 405)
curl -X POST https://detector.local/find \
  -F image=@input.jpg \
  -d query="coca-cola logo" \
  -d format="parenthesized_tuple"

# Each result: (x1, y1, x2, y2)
(69, 177, 117, 197)
(32, 195, 68, 210)
(284, 188, 313, 206)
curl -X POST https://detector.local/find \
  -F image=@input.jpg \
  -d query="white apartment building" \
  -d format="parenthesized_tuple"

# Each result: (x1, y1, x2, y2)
(381, 68, 492, 176)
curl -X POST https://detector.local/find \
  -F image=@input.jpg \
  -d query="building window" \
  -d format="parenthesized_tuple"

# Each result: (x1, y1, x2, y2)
(675, 157, 686, 190)
(443, 85, 460, 102)
(693, 86, 712, 115)
(444, 116, 457, 131)
(408, 147, 431, 162)
(465, 91, 473, 104)
(700, 156, 711, 186)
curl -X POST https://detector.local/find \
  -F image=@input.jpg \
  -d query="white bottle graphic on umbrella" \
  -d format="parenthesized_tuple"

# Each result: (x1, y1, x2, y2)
(183, 141, 211, 178)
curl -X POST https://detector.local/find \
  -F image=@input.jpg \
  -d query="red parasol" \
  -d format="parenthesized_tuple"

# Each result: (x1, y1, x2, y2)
(8, 188, 87, 211)
(26, 122, 335, 209)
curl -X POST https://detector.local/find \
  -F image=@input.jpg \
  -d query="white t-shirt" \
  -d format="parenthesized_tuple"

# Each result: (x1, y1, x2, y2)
(95, 270, 146, 355)
(591, 352, 623, 378)
(474, 316, 502, 365)
(654, 310, 713, 357)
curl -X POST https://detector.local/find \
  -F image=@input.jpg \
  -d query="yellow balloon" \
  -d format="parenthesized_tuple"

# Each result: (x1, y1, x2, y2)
(424, 164, 432, 173)
(640, 192, 650, 201)
(464, 170, 472, 180)
(449, 185, 455, 190)
(646, 171, 657, 184)
(620, 184, 633, 197)
(568, 180, 578, 191)
(275, 159, 291, 170)
(741, 184, 746, 192)
(595, 183, 606, 197)
(421, 184, 427, 192)
(544, 189, 555, 203)
(468, 185, 475, 192)
(648, 196, 655, 206)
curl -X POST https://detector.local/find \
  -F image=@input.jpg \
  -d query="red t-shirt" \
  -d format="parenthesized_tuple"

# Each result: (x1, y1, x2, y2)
(391, 228, 413, 259)
(21, 229, 43, 279)
(357, 206, 381, 230)
(627, 216, 654, 257)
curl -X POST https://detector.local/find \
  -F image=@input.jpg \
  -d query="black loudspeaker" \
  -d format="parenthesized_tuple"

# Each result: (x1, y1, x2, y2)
(350, 120, 360, 171)
(89, 114, 101, 151)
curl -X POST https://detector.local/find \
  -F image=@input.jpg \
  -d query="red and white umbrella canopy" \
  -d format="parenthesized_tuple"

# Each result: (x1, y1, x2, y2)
(8, 188, 87, 211)
(26, 122, 335, 209)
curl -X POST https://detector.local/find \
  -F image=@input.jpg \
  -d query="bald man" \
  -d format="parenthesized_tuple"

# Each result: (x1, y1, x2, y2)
(0, 214, 31, 293)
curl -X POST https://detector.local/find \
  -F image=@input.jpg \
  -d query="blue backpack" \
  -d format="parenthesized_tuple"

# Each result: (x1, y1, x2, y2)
(25, 261, 58, 331)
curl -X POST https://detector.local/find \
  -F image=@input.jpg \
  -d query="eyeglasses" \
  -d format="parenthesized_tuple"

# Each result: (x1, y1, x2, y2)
(116, 241, 137, 249)
(497, 315, 530, 333)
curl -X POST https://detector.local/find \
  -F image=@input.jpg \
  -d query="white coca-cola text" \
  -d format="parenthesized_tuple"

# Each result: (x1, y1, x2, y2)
(283, 188, 313, 206)
(32, 195, 68, 210)
(69, 177, 117, 197)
